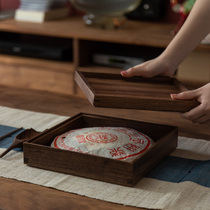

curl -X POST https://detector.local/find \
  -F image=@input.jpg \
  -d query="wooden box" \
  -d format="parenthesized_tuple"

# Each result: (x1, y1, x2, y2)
(74, 71, 199, 112)
(23, 113, 178, 186)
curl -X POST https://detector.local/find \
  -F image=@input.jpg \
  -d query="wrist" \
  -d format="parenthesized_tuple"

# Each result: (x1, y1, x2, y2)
(158, 53, 177, 76)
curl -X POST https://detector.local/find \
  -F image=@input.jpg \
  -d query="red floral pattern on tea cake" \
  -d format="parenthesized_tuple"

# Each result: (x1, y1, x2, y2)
(51, 127, 153, 160)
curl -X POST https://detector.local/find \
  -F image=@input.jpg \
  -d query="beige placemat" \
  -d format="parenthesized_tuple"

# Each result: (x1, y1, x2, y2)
(0, 106, 209, 210)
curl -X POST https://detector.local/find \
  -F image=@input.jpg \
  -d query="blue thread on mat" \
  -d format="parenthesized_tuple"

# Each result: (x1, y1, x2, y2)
(0, 125, 24, 152)
(146, 156, 210, 187)
(0, 125, 209, 187)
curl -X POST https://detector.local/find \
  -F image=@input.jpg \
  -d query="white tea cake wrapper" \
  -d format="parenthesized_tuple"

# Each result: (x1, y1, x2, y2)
(51, 127, 154, 160)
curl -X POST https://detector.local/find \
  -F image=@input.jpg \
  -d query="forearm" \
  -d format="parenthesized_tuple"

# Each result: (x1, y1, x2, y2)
(161, 0, 210, 69)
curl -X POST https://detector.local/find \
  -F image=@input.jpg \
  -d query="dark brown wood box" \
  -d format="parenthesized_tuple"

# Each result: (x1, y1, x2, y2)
(23, 113, 178, 186)
(74, 71, 199, 112)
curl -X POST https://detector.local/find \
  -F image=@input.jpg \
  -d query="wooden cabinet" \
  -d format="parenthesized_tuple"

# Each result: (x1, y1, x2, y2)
(0, 17, 209, 96)
(177, 49, 210, 85)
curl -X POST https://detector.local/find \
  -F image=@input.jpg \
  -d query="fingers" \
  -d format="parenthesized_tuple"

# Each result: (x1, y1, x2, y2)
(170, 89, 210, 125)
(120, 57, 174, 78)
(121, 60, 154, 78)
(121, 67, 142, 78)
(171, 90, 202, 122)
(182, 104, 204, 122)
(200, 119, 210, 127)
(170, 89, 200, 101)
(193, 114, 210, 124)
(181, 102, 210, 126)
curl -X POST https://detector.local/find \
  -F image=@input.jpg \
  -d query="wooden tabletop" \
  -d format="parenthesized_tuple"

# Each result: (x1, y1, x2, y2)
(0, 85, 209, 210)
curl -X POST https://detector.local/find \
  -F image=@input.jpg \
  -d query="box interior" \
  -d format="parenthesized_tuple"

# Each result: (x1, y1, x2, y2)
(78, 72, 187, 99)
(28, 113, 176, 162)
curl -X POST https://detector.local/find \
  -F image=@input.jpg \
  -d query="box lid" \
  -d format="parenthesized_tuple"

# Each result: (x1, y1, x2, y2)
(74, 70, 199, 112)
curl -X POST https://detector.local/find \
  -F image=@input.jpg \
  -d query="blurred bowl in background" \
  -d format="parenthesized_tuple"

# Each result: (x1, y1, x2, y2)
(69, 0, 141, 28)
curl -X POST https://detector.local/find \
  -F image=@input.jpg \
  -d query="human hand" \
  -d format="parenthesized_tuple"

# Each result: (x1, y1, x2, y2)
(171, 83, 210, 125)
(121, 56, 176, 78)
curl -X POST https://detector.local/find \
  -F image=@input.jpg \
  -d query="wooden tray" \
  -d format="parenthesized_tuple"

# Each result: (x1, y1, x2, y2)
(74, 71, 199, 112)
(23, 113, 178, 186)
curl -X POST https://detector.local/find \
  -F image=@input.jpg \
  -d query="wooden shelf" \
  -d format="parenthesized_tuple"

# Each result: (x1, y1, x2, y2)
(0, 54, 75, 95)
(0, 17, 175, 47)
(0, 17, 209, 95)
(0, 17, 208, 49)
(0, 54, 73, 73)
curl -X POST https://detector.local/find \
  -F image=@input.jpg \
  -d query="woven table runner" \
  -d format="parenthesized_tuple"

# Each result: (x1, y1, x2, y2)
(0, 106, 209, 210)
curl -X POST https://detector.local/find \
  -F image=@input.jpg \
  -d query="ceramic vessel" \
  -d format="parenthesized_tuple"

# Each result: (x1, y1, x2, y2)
(69, 0, 141, 28)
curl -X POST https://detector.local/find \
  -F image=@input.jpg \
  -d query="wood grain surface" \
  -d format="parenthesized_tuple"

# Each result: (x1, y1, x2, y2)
(23, 113, 177, 186)
(0, 85, 209, 210)
(75, 71, 199, 112)
(0, 177, 140, 210)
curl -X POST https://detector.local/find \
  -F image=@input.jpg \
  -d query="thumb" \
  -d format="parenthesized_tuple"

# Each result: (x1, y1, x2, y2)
(170, 90, 199, 100)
